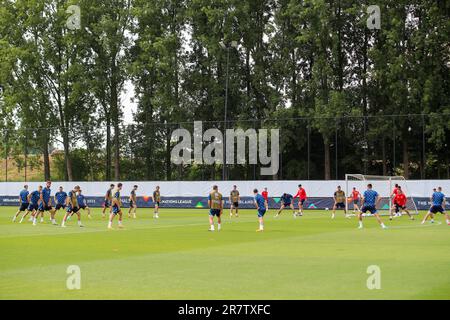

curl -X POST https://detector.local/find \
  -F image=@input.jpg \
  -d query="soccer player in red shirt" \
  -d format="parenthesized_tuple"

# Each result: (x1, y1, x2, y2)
(293, 184, 307, 216)
(390, 188, 413, 220)
(261, 187, 269, 211)
(351, 187, 361, 213)
(390, 183, 400, 215)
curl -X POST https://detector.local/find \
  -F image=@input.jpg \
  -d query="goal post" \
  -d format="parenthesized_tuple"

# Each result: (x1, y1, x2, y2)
(345, 174, 419, 216)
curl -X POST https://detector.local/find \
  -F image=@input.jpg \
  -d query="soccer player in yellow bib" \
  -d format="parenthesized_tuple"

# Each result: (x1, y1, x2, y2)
(151, 186, 161, 218)
(108, 183, 124, 229)
(229, 185, 240, 218)
(61, 185, 82, 228)
(208, 185, 223, 231)
(332, 185, 347, 219)
(128, 185, 138, 219)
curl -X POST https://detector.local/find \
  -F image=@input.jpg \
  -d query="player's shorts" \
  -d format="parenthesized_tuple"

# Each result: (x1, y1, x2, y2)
(257, 209, 266, 218)
(66, 206, 79, 213)
(335, 202, 345, 209)
(209, 209, 221, 217)
(79, 205, 86, 210)
(299, 199, 306, 205)
(361, 205, 377, 214)
(28, 203, 38, 211)
(38, 203, 52, 212)
(395, 204, 406, 213)
(430, 205, 445, 214)
(55, 203, 66, 210)
(19, 202, 29, 211)
(353, 199, 359, 204)
(232, 202, 239, 208)
(112, 205, 121, 215)
(103, 200, 111, 208)
(155, 201, 160, 207)
(282, 203, 291, 207)
(129, 200, 135, 207)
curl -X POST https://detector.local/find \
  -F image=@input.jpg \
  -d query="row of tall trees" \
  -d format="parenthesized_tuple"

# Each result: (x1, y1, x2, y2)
(0, 0, 449, 181)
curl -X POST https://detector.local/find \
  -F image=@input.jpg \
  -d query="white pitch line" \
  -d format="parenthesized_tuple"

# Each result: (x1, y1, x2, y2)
(387, 221, 442, 229)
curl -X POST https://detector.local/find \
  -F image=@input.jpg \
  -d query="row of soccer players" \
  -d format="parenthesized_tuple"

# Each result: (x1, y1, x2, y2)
(208, 184, 449, 231)
(12, 182, 448, 230)
(12, 181, 91, 225)
(11, 181, 161, 227)
(100, 184, 161, 219)
(278, 184, 422, 220)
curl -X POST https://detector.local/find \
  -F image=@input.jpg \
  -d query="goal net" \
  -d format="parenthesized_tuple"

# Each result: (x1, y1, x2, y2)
(345, 174, 419, 216)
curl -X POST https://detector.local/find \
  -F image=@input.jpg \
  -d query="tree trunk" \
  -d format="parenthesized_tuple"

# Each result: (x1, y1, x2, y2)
(402, 137, 409, 179)
(62, 134, 73, 181)
(165, 126, 172, 180)
(323, 135, 331, 180)
(382, 137, 387, 176)
(42, 133, 51, 181)
(110, 59, 120, 181)
(57, 98, 73, 181)
(105, 114, 112, 181)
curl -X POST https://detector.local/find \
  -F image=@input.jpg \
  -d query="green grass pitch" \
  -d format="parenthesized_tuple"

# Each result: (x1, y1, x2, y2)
(0, 206, 449, 300)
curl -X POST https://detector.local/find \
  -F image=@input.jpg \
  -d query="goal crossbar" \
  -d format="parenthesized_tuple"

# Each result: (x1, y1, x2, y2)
(345, 174, 419, 215)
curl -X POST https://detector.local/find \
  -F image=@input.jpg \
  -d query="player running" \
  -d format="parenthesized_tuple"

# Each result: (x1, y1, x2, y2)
(262, 187, 269, 211)
(30, 186, 43, 225)
(332, 186, 347, 219)
(77, 189, 92, 219)
(152, 186, 161, 219)
(108, 183, 124, 229)
(128, 185, 138, 219)
(208, 185, 223, 231)
(38, 181, 57, 225)
(390, 183, 400, 213)
(357, 184, 387, 229)
(12, 185, 29, 223)
(275, 193, 295, 218)
(253, 189, 267, 232)
(102, 184, 114, 218)
(351, 187, 361, 213)
(421, 187, 449, 225)
(61, 186, 83, 228)
(54, 186, 67, 214)
(390, 188, 414, 220)
(229, 185, 240, 218)
(293, 184, 306, 216)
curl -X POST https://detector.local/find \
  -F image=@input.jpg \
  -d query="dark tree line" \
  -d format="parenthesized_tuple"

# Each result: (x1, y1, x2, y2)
(0, 0, 449, 182)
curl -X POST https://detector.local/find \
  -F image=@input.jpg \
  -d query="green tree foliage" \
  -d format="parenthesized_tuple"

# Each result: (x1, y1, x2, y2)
(0, 0, 449, 181)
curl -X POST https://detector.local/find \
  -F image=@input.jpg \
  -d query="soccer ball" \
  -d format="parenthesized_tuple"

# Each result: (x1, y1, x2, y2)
(325, 207, 329, 211)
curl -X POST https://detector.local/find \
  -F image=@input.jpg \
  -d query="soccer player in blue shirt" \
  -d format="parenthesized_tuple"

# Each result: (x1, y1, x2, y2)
(54, 186, 67, 212)
(30, 186, 43, 226)
(254, 189, 267, 232)
(13, 185, 29, 223)
(37, 181, 57, 225)
(108, 183, 124, 229)
(76, 189, 92, 219)
(421, 187, 449, 225)
(275, 193, 295, 218)
(358, 184, 387, 229)
(12, 185, 30, 223)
